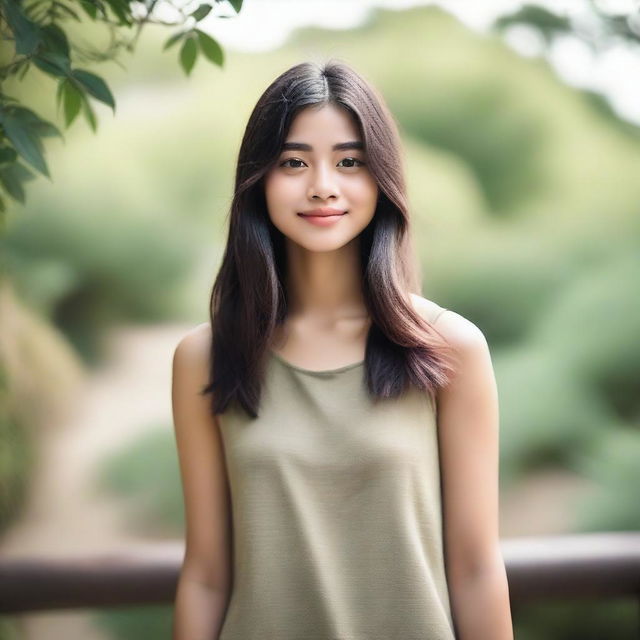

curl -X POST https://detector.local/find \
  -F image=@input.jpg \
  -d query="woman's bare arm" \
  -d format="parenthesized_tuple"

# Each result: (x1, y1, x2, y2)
(433, 310, 513, 640)
(171, 323, 233, 640)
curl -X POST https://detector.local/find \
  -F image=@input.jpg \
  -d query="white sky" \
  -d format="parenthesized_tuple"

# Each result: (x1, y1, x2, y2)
(166, 0, 640, 125)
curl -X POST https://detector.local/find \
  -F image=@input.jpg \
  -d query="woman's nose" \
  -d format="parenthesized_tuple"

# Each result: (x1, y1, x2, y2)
(307, 163, 339, 201)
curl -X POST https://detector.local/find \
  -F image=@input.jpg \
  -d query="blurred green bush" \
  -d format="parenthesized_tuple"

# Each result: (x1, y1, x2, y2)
(94, 425, 183, 536)
(92, 605, 173, 640)
(4, 202, 198, 363)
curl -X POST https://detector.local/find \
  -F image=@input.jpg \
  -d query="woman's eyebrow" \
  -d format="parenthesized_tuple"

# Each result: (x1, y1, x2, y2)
(281, 141, 364, 151)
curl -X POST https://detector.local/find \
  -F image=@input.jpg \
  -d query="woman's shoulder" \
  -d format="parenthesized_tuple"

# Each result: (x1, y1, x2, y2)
(408, 293, 447, 324)
(173, 322, 212, 368)
(408, 293, 487, 351)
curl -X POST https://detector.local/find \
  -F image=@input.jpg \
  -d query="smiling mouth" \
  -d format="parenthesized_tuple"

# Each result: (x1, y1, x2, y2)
(297, 212, 347, 218)
(297, 211, 348, 226)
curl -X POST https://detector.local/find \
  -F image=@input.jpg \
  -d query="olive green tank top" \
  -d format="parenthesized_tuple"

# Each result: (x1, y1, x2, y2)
(217, 305, 455, 640)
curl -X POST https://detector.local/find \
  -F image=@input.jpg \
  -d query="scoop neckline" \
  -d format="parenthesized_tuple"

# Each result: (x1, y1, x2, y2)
(269, 349, 365, 375)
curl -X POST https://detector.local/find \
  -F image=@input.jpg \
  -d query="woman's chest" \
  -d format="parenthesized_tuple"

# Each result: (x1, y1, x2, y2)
(220, 371, 438, 479)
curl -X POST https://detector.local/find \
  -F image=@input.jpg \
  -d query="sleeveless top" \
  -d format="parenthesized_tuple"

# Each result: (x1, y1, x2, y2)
(217, 304, 455, 640)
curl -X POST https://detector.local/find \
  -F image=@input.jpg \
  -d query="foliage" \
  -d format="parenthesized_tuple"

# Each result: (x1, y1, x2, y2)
(92, 604, 173, 640)
(513, 597, 637, 640)
(94, 425, 184, 535)
(571, 428, 640, 532)
(492, 1, 640, 52)
(0, 372, 34, 537)
(3, 199, 199, 362)
(0, 0, 243, 222)
(0, 617, 21, 640)
(531, 250, 640, 422)
(495, 346, 612, 485)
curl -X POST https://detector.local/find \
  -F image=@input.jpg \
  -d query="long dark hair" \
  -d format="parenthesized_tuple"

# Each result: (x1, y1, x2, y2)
(203, 58, 456, 419)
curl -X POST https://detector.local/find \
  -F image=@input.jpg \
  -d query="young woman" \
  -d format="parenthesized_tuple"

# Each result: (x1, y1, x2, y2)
(171, 60, 513, 640)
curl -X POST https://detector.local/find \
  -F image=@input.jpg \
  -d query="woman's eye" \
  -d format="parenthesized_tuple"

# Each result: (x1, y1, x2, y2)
(279, 157, 365, 169)
(280, 158, 305, 168)
(338, 157, 365, 168)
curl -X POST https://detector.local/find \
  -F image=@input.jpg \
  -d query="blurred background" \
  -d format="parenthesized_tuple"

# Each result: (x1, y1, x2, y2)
(1, 0, 639, 638)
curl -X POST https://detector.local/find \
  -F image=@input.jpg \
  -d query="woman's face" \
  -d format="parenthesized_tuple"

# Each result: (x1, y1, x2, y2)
(263, 103, 379, 253)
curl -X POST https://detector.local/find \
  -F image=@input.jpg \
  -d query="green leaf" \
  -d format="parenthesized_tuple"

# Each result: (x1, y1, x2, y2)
(0, 170, 25, 203)
(79, 0, 99, 19)
(2, 0, 42, 56)
(196, 30, 224, 66)
(56, 78, 66, 109)
(53, 2, 82, 21)
(81, 95, 98, 133)
(4, 59, 28, 78)
(163, 31, 186, 51)
(18, 62, 31, 80)
(190, 3, 212, 21)
(3, 106, 62, 139)
(33, 119, 62, 138)
(0, 162, 36, 204)
(14, 163, 35, 183)
(41, 24, 71, 59)
(62, 80, 83, 127)
(0, 148, 18, 164)
(32, 51, 72, 77)
(228, 0, 243, 14)
(71, 69, 116, 111)
(179, 37, 198, 76)
(1, 116, 49, 178)
(102, 0, 133, 26)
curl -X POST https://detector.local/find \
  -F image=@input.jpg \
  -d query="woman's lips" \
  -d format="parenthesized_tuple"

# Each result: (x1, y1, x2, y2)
(299, 207, 346, 216)
(297, 211, 347, 227)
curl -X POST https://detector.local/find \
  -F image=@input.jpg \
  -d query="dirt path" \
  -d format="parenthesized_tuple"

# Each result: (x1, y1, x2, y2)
(0, 322, 594, 638)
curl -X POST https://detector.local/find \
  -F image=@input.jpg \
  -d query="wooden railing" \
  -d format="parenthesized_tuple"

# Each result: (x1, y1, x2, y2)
(1, 532, 639, 614)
